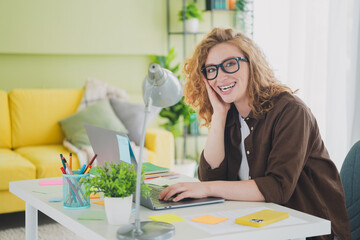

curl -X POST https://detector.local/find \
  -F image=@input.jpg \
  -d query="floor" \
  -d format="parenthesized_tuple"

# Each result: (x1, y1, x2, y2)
(0, 211, 55, 230)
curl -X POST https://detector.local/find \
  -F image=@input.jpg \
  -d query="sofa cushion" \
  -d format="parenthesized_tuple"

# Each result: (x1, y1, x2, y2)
(0, 149, 36, 191)
(0, 191, 27, 214)
(110, 97, 161, 146)
(0, 91, 11, 148)
(15, 145, 81, 179)
(9, 89, 83, 148)
(59, 99, 128, 149)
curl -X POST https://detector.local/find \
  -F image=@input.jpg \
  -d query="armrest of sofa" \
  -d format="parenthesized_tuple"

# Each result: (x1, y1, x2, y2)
(145, 128, 174, 169)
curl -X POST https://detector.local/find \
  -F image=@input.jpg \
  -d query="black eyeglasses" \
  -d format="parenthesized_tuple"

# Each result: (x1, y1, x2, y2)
(201, 57, 249, 80)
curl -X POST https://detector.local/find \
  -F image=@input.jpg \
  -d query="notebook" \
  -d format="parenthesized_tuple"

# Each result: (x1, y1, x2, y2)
(84, 124, 225, 210)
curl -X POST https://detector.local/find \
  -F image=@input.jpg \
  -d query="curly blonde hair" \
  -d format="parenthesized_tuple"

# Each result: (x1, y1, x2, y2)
(184, 28, 294, 127)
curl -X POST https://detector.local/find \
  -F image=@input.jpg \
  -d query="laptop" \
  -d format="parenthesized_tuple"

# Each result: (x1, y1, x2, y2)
(84, 124, 225, 210)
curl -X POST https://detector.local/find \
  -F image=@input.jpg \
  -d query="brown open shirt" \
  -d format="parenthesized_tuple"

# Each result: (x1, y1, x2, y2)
(198, 92, 350, 240)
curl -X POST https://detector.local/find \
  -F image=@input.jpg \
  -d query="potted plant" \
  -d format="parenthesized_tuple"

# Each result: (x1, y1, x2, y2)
(234, 0, 251, 34)
(178, 2, 204, 33)
(82, 161, 150, 225)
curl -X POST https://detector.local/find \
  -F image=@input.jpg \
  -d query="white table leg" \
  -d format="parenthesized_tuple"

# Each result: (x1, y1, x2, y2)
(25, 202, 38, 240)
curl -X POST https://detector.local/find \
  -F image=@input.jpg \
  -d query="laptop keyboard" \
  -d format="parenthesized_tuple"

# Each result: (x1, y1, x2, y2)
(149, 185, 164, 204)
(148, 184, 181, 204)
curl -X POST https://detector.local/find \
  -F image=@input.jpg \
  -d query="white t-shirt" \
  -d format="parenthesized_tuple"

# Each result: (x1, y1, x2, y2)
(238, 114, 250, 180)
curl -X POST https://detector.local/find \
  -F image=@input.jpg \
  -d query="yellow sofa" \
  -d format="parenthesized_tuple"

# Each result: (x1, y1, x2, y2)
(0, 89, 174, 214)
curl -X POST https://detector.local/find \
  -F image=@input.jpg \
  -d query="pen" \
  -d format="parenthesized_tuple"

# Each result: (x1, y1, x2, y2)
(69, 153, 72, 170)
(83, 154, 97, 174)
(60, 154, 66, 170)
(84, 165, 92, 174)
(60, 167, 66, 174)
(79, 164, 87, 174)
(62, 158, 73, 175)
(66, 177, 84, 205)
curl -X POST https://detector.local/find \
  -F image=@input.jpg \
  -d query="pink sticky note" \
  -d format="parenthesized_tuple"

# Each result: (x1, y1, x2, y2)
(39, 179, 63, 186)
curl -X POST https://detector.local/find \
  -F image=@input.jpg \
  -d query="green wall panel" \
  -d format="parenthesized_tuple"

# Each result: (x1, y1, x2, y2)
(0, 54, 151, 94)
(0, 0, 234, 93)
(0, 0, 167, 55)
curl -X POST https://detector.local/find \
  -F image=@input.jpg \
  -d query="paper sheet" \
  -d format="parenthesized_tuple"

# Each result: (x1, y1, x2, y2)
(32, 186, 62, 194)
(183, 207, 307, 235)
(77, 210, 106, 220)
(116, 134, 131, 164)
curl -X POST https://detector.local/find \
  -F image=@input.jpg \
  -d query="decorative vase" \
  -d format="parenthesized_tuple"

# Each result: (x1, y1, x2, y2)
(228, 0, 236, 10)
(104, 195, 133, 225)
(184, 18, 199, 33)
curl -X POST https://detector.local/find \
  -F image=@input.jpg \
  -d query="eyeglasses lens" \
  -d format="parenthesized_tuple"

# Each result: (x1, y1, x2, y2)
(223, 58, 239, 73)
(204, 58, 240, 80)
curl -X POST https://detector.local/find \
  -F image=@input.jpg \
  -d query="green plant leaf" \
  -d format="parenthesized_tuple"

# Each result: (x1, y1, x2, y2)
(82, 161, 150, 198)
(235, 0, 248, 12)
(149, 48, 197, 138)
(178, 2, 203, 22)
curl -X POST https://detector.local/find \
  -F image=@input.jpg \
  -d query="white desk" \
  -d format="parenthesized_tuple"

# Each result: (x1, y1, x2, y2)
(10, 178, 330, 240)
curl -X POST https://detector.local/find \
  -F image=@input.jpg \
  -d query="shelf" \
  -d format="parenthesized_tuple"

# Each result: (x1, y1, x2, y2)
(205, 9, 235, 12)
(166, 0, 254, 59)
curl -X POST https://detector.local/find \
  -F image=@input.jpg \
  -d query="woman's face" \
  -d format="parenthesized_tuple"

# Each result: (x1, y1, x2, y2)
(204, 42, 249, 105)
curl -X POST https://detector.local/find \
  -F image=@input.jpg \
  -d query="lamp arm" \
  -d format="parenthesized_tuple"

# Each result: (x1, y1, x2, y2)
(134, 96, 152, 235)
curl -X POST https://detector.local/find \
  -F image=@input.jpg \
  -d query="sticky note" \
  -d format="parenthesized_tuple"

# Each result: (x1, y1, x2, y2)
(32, 187, 62, 194)
(77, 210, 106, 220)
(39, 179, 63, 186)
(90, 193, 100, 199)
(48, 196, 62, 202)
(116, 135, 131, 164)
(149, 214, 185, 223)
(93, 200, 104, 206)
(191, 215, 229, 225)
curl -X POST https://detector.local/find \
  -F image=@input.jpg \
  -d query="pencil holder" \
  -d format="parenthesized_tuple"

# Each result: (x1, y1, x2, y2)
(63, 173, 90, 209)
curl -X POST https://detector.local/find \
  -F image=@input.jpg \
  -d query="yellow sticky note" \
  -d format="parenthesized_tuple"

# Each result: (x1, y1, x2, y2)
(191, 215, 229, 225)
(149, 214, 185, 223)
(90, 193, 100, 199)
(93, 200, 104, 206)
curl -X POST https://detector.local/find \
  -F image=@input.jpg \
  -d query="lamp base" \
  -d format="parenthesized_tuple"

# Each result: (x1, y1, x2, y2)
(117, 221, 175, 240)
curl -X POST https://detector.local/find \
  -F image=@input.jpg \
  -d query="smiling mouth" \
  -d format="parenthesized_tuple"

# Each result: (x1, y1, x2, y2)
(219, 83, 236, 92)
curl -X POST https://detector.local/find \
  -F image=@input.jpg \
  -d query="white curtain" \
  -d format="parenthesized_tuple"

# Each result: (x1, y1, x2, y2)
(253, 0, 360, 170)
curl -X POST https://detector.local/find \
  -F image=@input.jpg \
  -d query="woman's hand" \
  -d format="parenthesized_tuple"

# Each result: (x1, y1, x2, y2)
(158, 182, 210, 202)
(203, 79, 231, 116)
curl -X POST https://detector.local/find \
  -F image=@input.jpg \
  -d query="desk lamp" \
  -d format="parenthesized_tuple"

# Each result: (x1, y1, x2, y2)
(117, 63, 183, 240)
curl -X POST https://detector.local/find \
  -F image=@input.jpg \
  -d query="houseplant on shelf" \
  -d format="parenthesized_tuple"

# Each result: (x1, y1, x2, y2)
(82, 161, 150, 225)
(234, 0, 252, 35)
(149, 48, 198, 176)
(178, 2, 204, 33)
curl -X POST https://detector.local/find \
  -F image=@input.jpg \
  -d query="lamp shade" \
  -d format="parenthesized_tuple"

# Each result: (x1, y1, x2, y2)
(143, 63, 183, 108)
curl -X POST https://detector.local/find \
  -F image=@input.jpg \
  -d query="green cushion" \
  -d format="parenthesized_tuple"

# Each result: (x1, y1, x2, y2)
(59, 99, 127, 149)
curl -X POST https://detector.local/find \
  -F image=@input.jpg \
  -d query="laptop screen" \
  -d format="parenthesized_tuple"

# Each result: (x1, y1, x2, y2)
(84, 124, 138, 168)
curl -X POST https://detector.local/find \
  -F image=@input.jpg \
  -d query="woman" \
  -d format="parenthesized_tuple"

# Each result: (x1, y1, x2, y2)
(159, 28, 350, 239)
